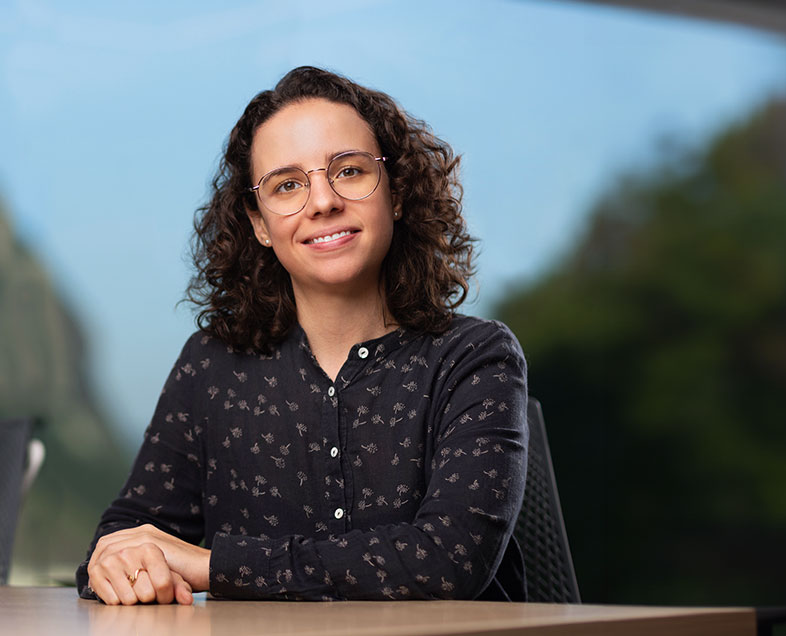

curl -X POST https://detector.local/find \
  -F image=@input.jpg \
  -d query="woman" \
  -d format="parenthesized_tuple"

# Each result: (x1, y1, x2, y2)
(77, 66, 528, 605)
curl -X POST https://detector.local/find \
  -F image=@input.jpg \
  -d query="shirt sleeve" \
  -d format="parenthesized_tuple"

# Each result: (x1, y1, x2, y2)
(209, 321, 528, 600)
(75, 335, 206, 598)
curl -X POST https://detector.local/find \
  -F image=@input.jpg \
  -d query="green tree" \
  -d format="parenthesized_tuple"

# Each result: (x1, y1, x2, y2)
(496, 99, 786, 604)
(0, 208, 129, 583)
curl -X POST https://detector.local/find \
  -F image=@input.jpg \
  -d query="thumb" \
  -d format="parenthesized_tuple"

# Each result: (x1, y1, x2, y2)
(172, 571, 194, 605)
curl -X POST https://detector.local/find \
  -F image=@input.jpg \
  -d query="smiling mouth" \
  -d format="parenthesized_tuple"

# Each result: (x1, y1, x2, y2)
(304, 230, 358, 245)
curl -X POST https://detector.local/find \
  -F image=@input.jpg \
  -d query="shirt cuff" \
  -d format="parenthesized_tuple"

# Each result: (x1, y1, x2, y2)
(209, 532, 275, 598)
(209, 533, 334, 600)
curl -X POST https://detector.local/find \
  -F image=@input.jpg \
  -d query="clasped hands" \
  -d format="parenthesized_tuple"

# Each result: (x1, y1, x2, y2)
(87, 524, 210, 606)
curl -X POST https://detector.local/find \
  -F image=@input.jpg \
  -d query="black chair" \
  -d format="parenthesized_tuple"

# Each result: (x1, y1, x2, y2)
(757, 606, 786, 636)
(512, 398, 580, 603)
(0, 417, 44, 585)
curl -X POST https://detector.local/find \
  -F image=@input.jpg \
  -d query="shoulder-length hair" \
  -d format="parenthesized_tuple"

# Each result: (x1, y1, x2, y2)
(187, 66, 475, 352)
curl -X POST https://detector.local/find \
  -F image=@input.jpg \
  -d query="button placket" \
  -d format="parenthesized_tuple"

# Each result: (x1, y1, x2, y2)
(322, 381, 347, 533)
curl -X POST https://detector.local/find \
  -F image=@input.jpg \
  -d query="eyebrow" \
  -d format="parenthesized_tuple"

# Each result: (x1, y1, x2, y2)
(259, 149, 375, 178)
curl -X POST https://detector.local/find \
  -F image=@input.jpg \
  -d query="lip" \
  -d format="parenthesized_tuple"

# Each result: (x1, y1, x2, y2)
(301, 226, 360, 246)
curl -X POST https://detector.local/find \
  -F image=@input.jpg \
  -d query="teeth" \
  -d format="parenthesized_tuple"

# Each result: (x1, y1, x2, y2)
(309, 230, 352, 244)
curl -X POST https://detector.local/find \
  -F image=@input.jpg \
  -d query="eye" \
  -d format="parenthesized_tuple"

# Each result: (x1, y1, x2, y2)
(262, 168, 308, 198)
(335, 166, 362, 179)
(274, 179, 304, 194)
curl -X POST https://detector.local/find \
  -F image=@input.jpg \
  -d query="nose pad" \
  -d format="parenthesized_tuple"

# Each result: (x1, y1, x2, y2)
(304, 169, 344, 217)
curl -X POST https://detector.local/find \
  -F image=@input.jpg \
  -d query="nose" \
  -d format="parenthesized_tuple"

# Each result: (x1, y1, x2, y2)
(304, 168, 343, 218)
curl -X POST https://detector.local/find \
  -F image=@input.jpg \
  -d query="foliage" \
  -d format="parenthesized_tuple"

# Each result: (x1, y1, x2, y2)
(0, 209, 129, 583)
(495, 99, 786, 604)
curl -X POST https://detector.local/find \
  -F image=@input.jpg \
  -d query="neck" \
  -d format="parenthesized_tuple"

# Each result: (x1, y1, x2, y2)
(294, 284, 397, 381)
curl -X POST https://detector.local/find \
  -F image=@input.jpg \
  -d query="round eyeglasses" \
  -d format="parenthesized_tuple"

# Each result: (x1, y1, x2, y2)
(248, 151, 388, 216)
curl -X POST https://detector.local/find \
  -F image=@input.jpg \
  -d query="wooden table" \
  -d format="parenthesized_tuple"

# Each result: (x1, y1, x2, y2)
(0, 586, 756, 635)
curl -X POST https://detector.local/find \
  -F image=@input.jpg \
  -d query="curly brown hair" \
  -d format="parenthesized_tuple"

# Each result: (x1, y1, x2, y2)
(187, 66, 475, 352)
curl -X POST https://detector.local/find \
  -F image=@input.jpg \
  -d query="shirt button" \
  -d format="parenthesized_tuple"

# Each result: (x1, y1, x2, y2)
(334, 508, 344, 519)
(328, 386, 335, 397)
(358, 347, 369, 359)
(330, 446, 339, 458)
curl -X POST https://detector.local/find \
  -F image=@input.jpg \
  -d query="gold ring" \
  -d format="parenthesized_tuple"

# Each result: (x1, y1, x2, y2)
(127, 568, 144, 587)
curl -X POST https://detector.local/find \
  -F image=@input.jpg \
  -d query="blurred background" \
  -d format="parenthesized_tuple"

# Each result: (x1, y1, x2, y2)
(1, 0, 784, 605)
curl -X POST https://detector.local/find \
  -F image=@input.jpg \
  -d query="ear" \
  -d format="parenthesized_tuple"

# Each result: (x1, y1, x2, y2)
(246, 206, 272, 246)
(391, 191, 403, 221)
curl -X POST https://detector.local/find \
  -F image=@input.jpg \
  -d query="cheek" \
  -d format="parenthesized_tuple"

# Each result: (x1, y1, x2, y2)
(268, 242, 298, 280)
(265, 215, 295, 241)
(268, 228, 294, 262)
(264, 219, 299, 266)
(376, 214, 396, 258)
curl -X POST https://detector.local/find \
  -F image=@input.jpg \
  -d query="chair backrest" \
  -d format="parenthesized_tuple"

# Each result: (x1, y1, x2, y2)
(512, 398, 581, 603)
(0, 417, 36, 585)
(756, 606, 786, 636)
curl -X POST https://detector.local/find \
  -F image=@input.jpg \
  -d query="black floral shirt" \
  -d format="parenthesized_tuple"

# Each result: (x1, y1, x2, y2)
(77, 315, 528, 601)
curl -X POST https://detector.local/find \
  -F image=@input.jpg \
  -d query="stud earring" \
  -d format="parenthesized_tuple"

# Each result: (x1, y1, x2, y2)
(265, 239, 271, 245)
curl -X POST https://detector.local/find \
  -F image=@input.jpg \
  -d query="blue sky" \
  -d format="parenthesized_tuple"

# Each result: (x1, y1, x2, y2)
(1, 0, 785, 446)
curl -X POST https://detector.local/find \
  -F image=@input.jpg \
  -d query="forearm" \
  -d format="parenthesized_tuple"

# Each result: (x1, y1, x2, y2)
(209, 444, 526, 600)
(209, 518, 513, 601)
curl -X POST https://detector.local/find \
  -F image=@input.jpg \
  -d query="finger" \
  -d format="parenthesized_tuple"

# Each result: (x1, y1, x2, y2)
(96, 571, 138, 606)
(116, 571, 142, 606)
(172, 572, 194, 605)
(142, 554, 176, 605)
(89, 542, 167, 605)
(88, 576, 120, 606)
(129, 569, 157, 604)
(133, 543, 177, 604)
(97, 552, 143, 606)
(88, 552, 134, 606)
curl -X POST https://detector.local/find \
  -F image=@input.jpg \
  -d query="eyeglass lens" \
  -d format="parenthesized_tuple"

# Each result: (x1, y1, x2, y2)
(258, 152, 382, 215)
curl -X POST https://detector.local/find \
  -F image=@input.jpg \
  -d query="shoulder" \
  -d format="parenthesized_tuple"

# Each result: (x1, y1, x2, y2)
(442, 315, 525, 361)
(426, 316, 528, 425)
(172, 331, 234, 368)
(406, 314, 526, 391)
(169, 329, 289, 379)
(447, 314, 517, 339)
(160, 330, 294, 401)
(177, 329, 292, 361)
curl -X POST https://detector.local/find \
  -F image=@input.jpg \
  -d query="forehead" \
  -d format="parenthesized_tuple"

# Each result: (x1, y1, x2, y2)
(251, 98, 379, 175)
